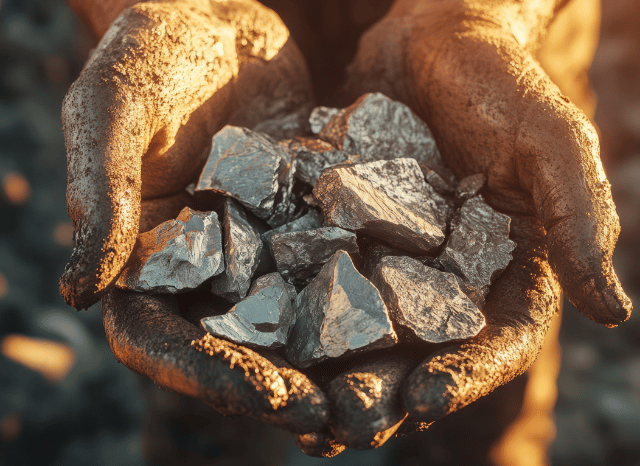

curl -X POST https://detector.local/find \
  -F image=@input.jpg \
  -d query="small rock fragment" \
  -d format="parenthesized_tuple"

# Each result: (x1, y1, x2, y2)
(371, 256, 486, 343)
(456, 173, 486, 199)
(439, 196, 516, 300)
(415, 255, 487, 309)
(286, 251, 397, 368)
(117, 208, 223, 293)
(314, 158, 448, 254)
(201, 273, 296, 349)
(309, 106, 340, 134)
(270, 227, 359, 286)
(282, 137, 352, 186)
(262, 209, 323, 244)
(267, 142, 297, 227)
(211, 199, 263, 302)
(421, 165, 456, 195)
(195, 126, 290, 219)
(318, 93, 456, 184)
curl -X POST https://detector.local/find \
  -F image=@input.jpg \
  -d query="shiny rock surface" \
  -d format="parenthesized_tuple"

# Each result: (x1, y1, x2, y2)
(116, 208, 223, 293)
(286, 251, 397, 368)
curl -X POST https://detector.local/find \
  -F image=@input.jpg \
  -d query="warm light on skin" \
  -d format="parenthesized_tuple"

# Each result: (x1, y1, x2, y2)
(1, 334, 76, 383)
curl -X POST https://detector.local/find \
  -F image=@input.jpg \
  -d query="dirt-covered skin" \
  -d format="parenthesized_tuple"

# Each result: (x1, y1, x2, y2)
(60, 0, 312, 309)
(63, 0, 632, 457)
(102, 289, 329, 433)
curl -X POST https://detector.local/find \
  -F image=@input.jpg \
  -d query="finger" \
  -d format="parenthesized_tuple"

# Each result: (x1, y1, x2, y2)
(294, 432, 346, 458)
(403, 217, 561, 422)
(516, 95, 632, 326)
(327, 355, 414, 449)
(101, 288, 329, 433)
(59, 70, 145, 310)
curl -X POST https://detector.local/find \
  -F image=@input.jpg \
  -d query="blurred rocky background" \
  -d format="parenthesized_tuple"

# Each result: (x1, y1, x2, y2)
(0, 0, 638, 464)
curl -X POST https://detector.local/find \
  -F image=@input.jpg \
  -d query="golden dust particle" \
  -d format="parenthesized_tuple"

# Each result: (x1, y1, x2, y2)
(0, 273, 8, 299)
(0, 334, 76, 383)
(53, 222, 74, 247)
(2, 172, 30, 205)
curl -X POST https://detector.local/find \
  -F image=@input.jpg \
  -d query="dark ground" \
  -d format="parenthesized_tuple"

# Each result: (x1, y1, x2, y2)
(0, 0, 638, 464)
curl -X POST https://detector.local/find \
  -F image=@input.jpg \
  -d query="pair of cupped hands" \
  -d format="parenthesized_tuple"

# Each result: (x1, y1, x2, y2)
(60, 0, 631, 456)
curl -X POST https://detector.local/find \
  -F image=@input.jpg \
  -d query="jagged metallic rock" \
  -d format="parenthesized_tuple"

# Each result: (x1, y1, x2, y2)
(262, 209, 323, 244)
(456, 173, 486, 199)
(371, 256, 486, 343)
(267, 141, 297, 227)
(201, 273, 296, 349)
(195, 126, 290, 219)
(116, 208, 223, 293)
(282, 137, 352, 186)
(309, 106, 340, 134)
(210, 199, 263, 302)
(286, 251, 397, 368)
(314, 158, 449, 254)
(318, 93, 456, 184)
(414, 255, 487, 309)
(439, 196, 516, 300)
(421, 164, 456, 195)
(269, 227, 359, 286)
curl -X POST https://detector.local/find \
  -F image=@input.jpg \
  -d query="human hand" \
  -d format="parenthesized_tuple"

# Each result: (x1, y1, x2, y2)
(60, 0, 327, 435)
(297, 0, 633, 453)
(60, 0, 313, 310)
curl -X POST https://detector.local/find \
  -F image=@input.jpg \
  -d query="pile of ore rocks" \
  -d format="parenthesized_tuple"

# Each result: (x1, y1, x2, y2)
(116, 93, 516, 369)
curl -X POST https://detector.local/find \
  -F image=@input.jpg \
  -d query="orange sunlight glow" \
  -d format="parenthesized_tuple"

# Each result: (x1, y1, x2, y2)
(1, 334, 76, 383)
(2, 172, 31, 205)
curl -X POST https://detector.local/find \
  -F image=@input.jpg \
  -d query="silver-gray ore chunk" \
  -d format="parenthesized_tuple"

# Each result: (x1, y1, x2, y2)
(371, 256, 486, 343)
(314, 158, 449, 254)
(201, 273, 296, 349)
(195, 125, 290, 219)
(269, 227, 359, 286)
(317, 93, 456, 184)
(286, 251, 397, 368)
(116, 208, 223, 293)
(439, 195, 516, 300)
(210, 199, 263, 302)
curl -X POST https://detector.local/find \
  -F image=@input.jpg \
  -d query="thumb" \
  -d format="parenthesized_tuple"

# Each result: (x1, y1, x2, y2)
(517, 96, 632, 326)
(59, 71, 146, 310)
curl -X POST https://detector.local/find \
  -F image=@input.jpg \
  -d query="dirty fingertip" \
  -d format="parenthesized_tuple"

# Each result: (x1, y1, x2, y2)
(295, 432, 346, 458)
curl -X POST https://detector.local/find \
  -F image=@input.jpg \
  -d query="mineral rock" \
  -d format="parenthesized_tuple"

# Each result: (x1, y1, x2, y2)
(415, 255, 487, 309)
(282, 137, 352, 186)
(456, 173, 486, 199)
(309, 106, 340, 134)
(421, 164, 456, 195)
(371, 256, 486, 343)
(262, 209, 323, 244)
(286, 251, 397, 368)
(201, 273, 296, 349)
(269, 227, 359, 286)
(211, 199, 263, 302)
(314, 158, 449, 254)
(117, 208, 223, 293)
(195, 126, 291, 219)
(439, 196, 516, 300)
(267, 141, 297, 227)
(318, 93, 455, 184)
